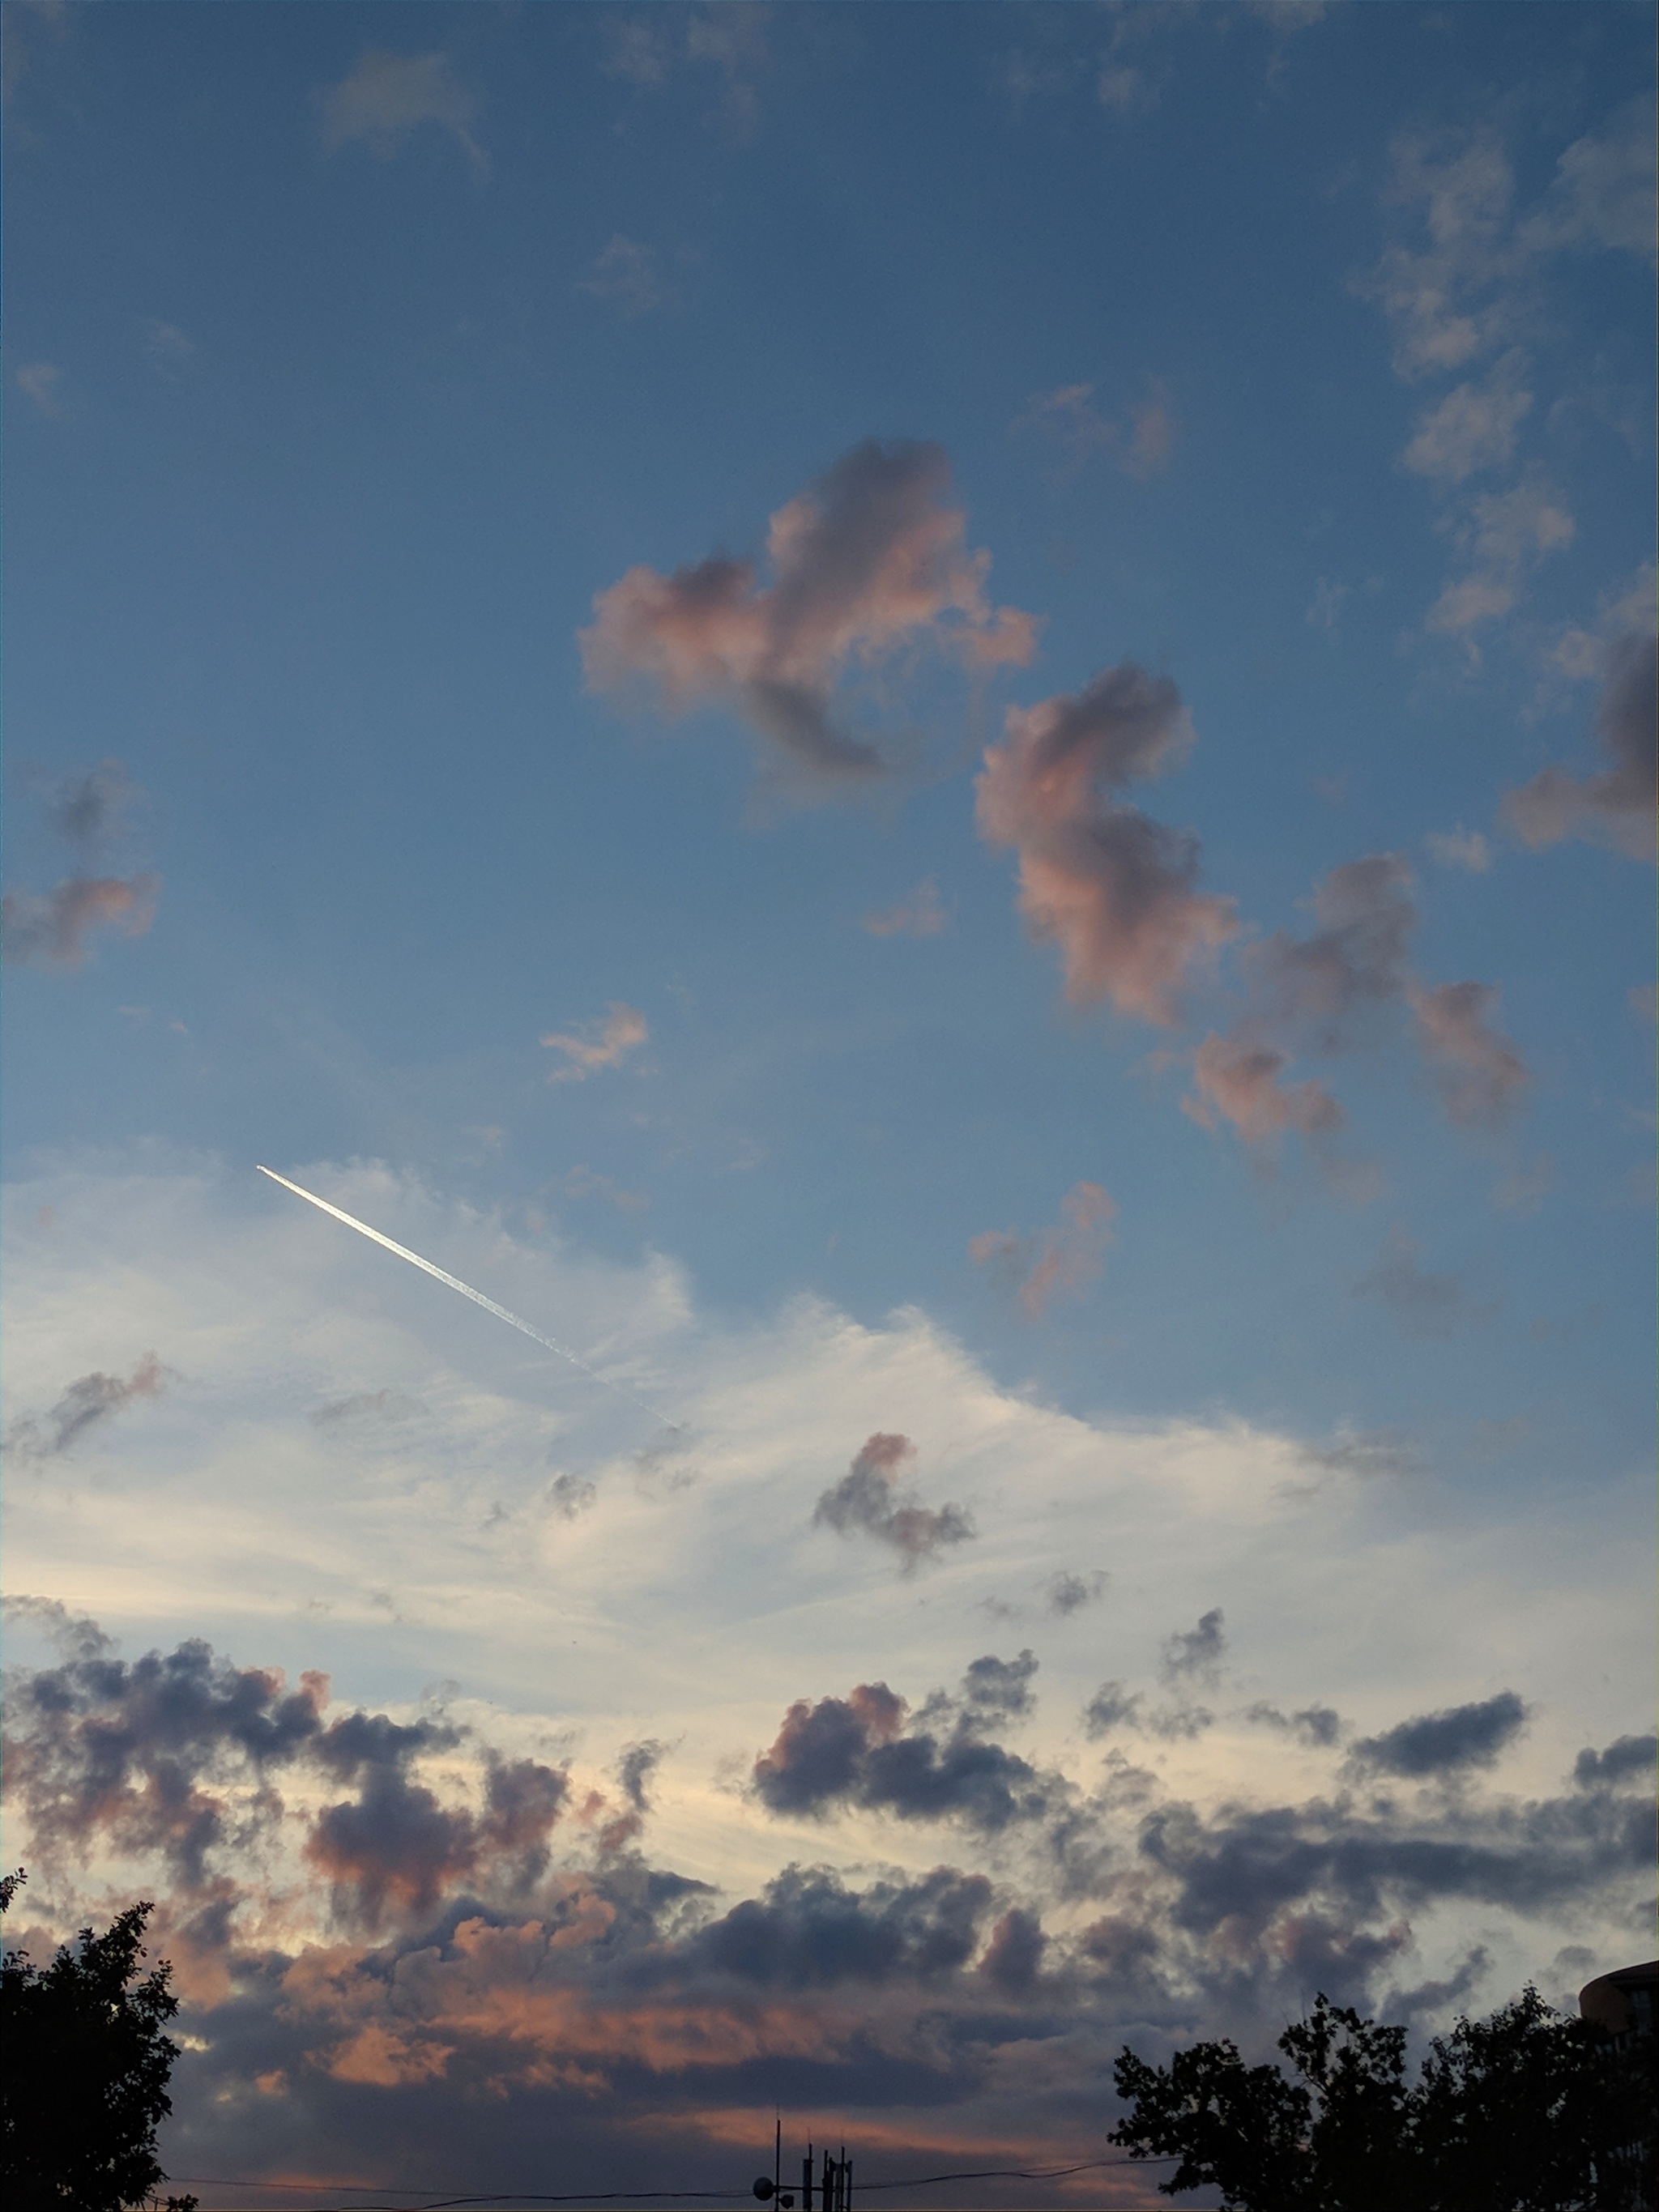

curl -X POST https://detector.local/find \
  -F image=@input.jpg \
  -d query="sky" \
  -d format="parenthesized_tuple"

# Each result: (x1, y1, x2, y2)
(1, 3, 1654, 2206)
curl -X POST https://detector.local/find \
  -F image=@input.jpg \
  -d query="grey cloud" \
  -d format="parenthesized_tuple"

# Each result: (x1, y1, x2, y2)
(1161, 1606, 1226, 1686)
(6, 1613, 1656, 2198)
(1247, 1703, 1344, 1749)
(2, 874, 160, 967)
(812, 1432, 975, 1572)
(1045, 1569, 1107, 1616)
(960, 1650, 1038, 1727)
(548, 1473, 598, 1519)
(617, 1739, 667, 1813)
(1082, 1681, 1143, 1738)
(36, 759, 135, 854)
(978, 1906, 1046, 1994)
(1354, 1228, 1487, 1337)
(6, 1352, 171, 1460)
(1348, 1691, 1529, 1779)
(752, 1662, 1060, 1831)
(311, 1388, 427, 1426)
(1572, 1733, 1657, 1792)
(690, 1863, 991, 1988)
(1298, 1428, 1418, 1479)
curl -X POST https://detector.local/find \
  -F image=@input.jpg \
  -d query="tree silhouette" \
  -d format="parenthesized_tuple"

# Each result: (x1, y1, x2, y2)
(1111, 1987, 1656, 2211)
(1, 1870, 198, 2212)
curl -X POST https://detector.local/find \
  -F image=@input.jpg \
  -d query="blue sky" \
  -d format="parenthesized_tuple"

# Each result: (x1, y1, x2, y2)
(2, 6, 1654, 2206)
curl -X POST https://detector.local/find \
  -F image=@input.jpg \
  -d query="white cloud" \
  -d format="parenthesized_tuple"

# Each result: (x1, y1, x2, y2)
(2, 1150, 1648, 1912)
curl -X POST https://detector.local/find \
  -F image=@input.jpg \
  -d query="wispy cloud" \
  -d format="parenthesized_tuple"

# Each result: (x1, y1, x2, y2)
(542, 1003, 649, 1084)
(1019, 377, 1175, 480)
(1354, 1227, 1487, 1337)
(970, 1180, 1117, 1319)
(2, 875, 160, 967)
(580, 236, 671, 318)
(861, 878, 948, 938)
(6, 1352, 170, 1460)
(15, 361, 63, 416)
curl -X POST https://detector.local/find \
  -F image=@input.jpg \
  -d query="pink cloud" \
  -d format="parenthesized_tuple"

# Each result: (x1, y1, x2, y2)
(1183, 1035, 1346, 1145)
(970, 1179, 1116, 1320)
(1, 874, 159, 967)
(862, 877, 948, 937)
(581, 440, 1038, 786)
(1501, 629, 1657, 861)
(542, 1003, 648, 1084)
(975, 664, 1235, 1025)
(1408, 980, 1529, 1129)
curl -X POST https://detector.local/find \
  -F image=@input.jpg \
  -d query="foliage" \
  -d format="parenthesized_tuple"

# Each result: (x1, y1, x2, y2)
(0, 1869, 198, 2212)
(1110, 1987, 1657, 2212)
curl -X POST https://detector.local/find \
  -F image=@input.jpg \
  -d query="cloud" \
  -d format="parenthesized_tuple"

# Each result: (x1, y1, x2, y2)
(580, 236, 668, 318)
(5, 1353, 169, 1460)
(1043, 1570, 1106, 1617)
(812, 1432, 975, 1572)
(861, 877, 948, 937)
(1254, 852, 1413, 1034)
(141, 318, 195, 377)
(1491, 1153, 1551, 1216)
(542, 1003, 649, 1084)
(1407, 980, 1528, 1130)
(4, 1157, 1652, 2185)
(969, 1180, 1116, 1319)
(1348, 1691, 1529, 1779)
(1354, 1228, 1480, 1337)
(1247, 1703, 1344, 1749)
(1295, 1427, 1418, 1481)
(582, 441, 1038, 791)
(1519, 98, 1658, 262)
(602, 6, 771, 139)
(1161, 1607, 1226, 1687)
(975, 665, 1235, 1024)
(1081, 1681, 1143, 1737)
(1019, 378, 1175, 479)
(1572, 1734, 1657, 1792)
(1501, 629, 1657, 862)
(1426, 475, 1575, 641)
(1183, 853, 1525, 1148)
(310, 1389, 427, 1427)
(1183, 1034, 1345, 1146)
(1425, 827, 1492, 873)
(547, 1473, 598, 1520)
(15, 361, 63, 416)
(563, 1164, 649, 1213)
(1, 875, 160, 966)
(1401, 355, 1532, 483)
(316, 49, 483, 168)
(35, 759, 135, 854)
(1306, 578, 1350, 633)
(752, 1657, 1059, 1831)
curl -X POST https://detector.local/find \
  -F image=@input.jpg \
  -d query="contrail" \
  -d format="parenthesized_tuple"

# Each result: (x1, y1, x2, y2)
(256, 1166, 679, 1431)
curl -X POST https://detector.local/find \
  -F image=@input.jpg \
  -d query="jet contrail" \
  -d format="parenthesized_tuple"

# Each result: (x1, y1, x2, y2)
(256, 1166, 679, 1431)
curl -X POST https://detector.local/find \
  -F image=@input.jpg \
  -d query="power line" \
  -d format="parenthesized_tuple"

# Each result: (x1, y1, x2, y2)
(167, 2159, 1179, 2211)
